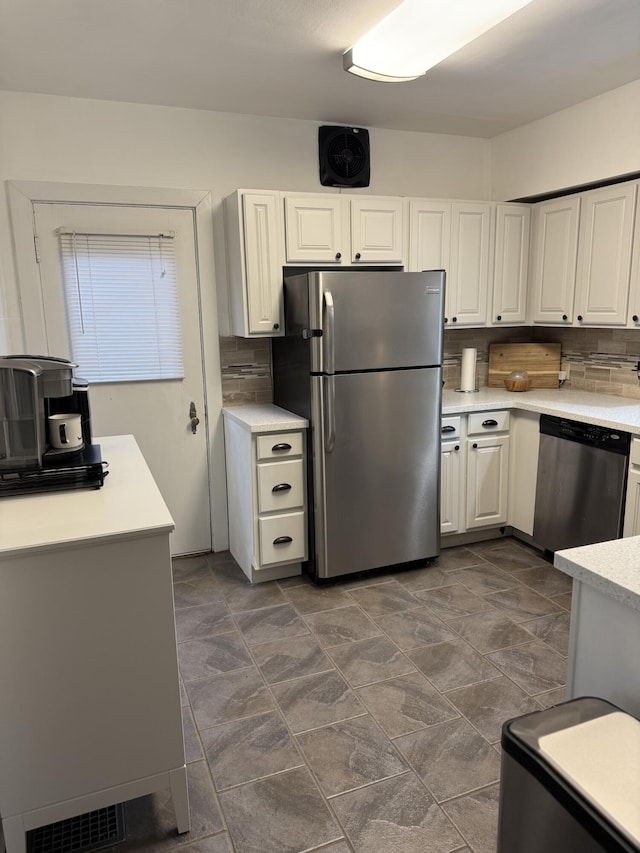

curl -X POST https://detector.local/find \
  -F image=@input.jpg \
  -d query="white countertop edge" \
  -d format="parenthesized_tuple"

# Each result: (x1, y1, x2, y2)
(442, 388, 640, 434)
(0, 524, 175, 559)
(554, 538, 640, 613)
(223, 404, 309, 432)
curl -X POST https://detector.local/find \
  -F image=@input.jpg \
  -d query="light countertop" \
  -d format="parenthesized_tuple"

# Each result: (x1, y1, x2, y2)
(0, 435, 174, 558)
(223, 404, 309, 433)
(554, 537, 640, 613)
(442, 387, 640, 434)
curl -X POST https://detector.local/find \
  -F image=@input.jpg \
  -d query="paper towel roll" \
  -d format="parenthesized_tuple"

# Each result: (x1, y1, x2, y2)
(460, 348, 477, 392)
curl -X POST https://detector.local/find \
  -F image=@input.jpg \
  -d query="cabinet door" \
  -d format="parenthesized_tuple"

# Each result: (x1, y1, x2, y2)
(440, 440, 462, 534)
(529, 196, 580, 324)
(492, 204, 530, 325)
(408, 200, 452, 319)
(449, 202, 491, 326)
(466, 435, 509, 529)
(574, 183, 637, 326)
(284, 195, 348, 263)
(350, 198, 405, 263)
(242, 193, 285, 335)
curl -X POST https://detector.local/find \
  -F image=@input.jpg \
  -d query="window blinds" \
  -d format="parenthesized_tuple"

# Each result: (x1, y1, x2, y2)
(59, 231, 184, 383)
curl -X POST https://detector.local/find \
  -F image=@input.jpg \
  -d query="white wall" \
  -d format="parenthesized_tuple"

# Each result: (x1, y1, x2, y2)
(491, 79, 640, 201)
(0, 91, 491, 348)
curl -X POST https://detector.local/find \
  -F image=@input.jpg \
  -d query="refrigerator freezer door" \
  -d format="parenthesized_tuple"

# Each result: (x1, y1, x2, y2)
(312, 367, 441, 578)
(313, 271, 444, 373)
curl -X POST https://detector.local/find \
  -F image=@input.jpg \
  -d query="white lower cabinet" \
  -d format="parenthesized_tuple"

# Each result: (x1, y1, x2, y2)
(623, 437, 640, 537)
(466, 433, 510, 529)
(441, 410, 510, 540)
(440, 416, 463, 534)
(224, 410, 308, 582)
(507, 410, 540, 536)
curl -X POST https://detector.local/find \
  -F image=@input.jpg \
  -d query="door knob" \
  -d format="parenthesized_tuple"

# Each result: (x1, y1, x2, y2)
(189, 401, 200, 434)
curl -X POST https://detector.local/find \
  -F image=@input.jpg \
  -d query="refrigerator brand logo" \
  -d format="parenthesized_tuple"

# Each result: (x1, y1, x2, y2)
(425, 286, 440, 294)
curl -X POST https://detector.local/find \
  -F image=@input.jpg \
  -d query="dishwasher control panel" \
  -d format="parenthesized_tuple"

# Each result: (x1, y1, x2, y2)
(540, 415, 631, 455)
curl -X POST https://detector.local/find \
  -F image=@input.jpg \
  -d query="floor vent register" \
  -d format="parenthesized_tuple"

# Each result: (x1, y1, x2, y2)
(27, 805, 126, 853)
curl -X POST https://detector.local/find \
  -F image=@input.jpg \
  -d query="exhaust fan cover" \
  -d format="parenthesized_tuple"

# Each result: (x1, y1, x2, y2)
(319, 126, 370, 188)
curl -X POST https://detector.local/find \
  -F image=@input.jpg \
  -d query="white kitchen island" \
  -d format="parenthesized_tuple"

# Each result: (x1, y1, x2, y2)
(0, 436, 189, 853)
(554, 537, 640, 718)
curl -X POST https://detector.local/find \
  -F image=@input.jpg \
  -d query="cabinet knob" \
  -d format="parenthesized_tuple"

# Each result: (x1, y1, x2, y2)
(355, 252, 361, 260)
(273, 323, 279, 330)
(496, 315, 502, 321)
(562, 314, 568, 321)
(472, 442, 478, 449)
(454, 445, 460, 451)
(452, 317, 457, 323)
(444, 317, 448, 324)
(335, 252, 341, 260)
(577, 314, 583, 322)
(633, 315, 639, 323)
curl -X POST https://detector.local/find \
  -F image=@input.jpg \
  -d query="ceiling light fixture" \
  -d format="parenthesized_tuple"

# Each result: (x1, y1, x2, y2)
(343, 0, 535, 82)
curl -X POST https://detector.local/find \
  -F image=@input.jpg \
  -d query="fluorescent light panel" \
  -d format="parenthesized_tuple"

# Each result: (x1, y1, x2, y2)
(344, 0, 535, 82)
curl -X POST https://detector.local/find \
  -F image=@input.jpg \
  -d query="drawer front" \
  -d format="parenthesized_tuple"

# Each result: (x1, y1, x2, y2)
(259, 512, 306, 566)
(468, 410, 510, 435)
(256, 431, 304, 460)
(441, 416, 461, 441)
(257, 459, 304, 512)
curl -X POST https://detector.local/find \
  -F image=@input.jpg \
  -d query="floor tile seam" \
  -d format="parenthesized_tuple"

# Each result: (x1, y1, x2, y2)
(176, 626, 245, 646)
(323, 634, 423, 691)
(215, 763, 347, 851)
(483, 637, 569, 667)
(233, 621, 314, 649)
(480, 584, 568, 614)
(207, 757, 309, 795)
(389, 736, 500, 809)
(371, 603, 458, 643)
(322, 767, 415, 803)
(180, 662, 258, 686)
(294, 709, 414, 796)
(427, 698, 504, 749)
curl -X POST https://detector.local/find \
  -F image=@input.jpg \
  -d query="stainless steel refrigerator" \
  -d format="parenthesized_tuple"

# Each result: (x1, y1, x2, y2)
(272, 270, 445, 580)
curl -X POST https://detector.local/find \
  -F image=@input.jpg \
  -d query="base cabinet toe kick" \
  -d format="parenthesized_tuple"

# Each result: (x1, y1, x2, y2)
(0, 436, 190, 852)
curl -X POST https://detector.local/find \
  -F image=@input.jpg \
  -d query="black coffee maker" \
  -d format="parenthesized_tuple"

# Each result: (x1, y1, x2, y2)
(0, 355, 106, 496)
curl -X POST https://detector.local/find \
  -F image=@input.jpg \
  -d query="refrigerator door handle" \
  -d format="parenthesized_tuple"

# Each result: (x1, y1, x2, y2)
(323, 290, 335, 374)
(324, 375, 336, 453)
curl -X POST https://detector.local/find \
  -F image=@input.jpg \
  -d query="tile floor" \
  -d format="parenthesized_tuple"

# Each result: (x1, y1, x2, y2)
(112, 537, 572, 853)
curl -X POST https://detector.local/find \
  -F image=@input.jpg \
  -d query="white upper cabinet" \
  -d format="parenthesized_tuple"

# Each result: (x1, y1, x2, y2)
(448, 202, 492, 326)
(628, 188, 640, 327)
(284, 195, 348, 263)
(350, 197, 405, 263)
(224, 190, 285, 337)
(409, 200, 451, 272)
(408, 199, 491, 327)
(491, 204, 530, 325)
(574, 183, 637, 326)
(284, 194, 404, 265)
(529, 195, 580, 325)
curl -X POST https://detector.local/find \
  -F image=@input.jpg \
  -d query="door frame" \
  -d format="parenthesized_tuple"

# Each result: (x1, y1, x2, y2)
(7, 179, 228, 552)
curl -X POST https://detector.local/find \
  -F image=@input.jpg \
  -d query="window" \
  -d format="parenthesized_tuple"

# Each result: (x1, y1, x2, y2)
(59, 230, 184, 383)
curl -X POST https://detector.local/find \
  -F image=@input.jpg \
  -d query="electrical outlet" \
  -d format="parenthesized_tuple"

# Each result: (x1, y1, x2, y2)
(558, 371, 567, 382)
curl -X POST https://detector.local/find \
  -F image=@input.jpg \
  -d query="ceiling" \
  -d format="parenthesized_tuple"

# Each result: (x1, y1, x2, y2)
(1, 0, 639, 138)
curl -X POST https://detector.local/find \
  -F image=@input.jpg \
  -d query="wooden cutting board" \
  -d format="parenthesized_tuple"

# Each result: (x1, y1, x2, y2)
(488, 343, 561, 388)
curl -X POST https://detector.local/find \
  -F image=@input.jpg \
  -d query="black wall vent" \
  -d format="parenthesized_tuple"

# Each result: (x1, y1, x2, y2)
(319, 126, 370, 188)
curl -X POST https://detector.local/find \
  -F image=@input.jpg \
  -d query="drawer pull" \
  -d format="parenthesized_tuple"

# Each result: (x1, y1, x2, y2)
(273, 536, 293, 545)
(272, 442, 292, 452)
(482, 419, 498, 427)
(272, 483, 292, 493)
(441, 424, 456, 433)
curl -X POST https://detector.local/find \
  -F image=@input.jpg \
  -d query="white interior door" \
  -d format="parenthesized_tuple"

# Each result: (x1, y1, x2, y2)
(33, 202, 211, 556)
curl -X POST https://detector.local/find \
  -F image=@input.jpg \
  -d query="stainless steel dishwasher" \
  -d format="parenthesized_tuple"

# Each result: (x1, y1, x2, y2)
(533, 414, 630, 555)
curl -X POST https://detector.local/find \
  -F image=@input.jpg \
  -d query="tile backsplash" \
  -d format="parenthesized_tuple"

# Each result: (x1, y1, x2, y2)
(221, 326, 640, 405)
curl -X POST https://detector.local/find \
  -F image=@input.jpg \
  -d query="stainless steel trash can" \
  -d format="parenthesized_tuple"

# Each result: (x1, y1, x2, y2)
(497, 697, 640, 853)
